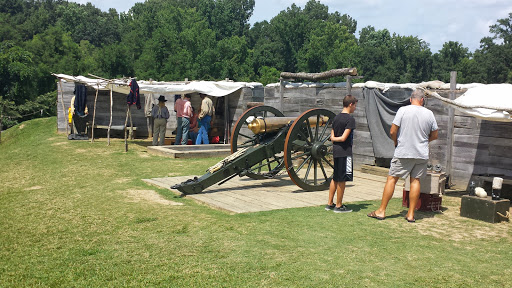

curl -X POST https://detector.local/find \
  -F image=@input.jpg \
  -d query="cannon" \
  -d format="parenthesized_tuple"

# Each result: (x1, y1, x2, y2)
(171, 105, 337, 194)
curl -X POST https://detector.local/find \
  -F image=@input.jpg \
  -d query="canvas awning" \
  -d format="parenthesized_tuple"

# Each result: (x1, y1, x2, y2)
(355, 80, 512, 122)
(53, 74, 263, 97)
(425, 84, 512, 122)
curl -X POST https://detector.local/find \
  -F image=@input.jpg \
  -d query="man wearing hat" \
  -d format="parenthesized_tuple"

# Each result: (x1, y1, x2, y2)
(196, 93, 215, 144)
(151, 95, 170, 146)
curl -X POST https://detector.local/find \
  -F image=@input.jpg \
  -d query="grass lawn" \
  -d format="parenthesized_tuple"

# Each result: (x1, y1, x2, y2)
(1, 117, 511, 287)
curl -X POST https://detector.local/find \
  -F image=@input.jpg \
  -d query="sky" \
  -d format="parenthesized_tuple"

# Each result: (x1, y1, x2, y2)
(74, 0, 512, 53)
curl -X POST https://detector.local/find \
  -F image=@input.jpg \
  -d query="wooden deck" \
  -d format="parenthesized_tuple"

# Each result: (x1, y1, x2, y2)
(143, 172, 404, 213)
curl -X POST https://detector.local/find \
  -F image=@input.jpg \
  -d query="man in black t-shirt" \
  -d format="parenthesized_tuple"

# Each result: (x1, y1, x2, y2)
(326, 95, 358, 213)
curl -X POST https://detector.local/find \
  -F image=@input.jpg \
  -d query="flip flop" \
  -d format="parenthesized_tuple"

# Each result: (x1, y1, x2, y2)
(405, 217, 416, 223)
(367, 211, 385, 220)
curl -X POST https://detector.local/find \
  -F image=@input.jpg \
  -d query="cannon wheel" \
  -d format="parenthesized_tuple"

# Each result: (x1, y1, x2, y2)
(230, 105, 285, 180)
(284, 108, 336, 191)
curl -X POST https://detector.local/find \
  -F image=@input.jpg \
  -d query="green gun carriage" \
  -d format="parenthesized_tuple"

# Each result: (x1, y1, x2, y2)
(171, 105, 337, 194)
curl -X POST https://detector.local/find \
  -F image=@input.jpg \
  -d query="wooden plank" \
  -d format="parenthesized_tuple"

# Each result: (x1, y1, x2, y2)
(143, 172, 402, 213)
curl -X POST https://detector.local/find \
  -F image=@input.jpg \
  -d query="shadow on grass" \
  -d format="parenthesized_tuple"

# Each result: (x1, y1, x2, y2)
(346, 202, 372, 212)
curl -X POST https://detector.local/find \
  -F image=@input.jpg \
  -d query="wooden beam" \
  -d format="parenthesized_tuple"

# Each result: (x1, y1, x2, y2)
(279, 79, 284, 113)
(91, 84, 99, 143)
(280, 68, 357, 81)
(346, 76, 352, 95)
(107, 85, 113, 146)
(224, 95, 229, 144)
(59, 80, 69, 135)
(446, 71, 457, 186)
(124, 105, 129, 152)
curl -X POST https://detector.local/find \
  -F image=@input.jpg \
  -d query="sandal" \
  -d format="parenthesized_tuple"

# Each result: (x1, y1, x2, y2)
(367, 211, 385, 220)
(405, 217, 416, 223)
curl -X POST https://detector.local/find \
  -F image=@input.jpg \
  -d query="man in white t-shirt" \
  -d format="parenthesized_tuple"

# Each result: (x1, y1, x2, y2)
(368, 89, 438, 223)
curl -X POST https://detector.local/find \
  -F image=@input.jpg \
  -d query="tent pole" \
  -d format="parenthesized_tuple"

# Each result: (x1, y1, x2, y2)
(107, 84, 113, 146)
(59, 80, 69, 135)
(129, 105, 134, 140)
(124, 105, 130, 152)
(91, 83, 99, 143)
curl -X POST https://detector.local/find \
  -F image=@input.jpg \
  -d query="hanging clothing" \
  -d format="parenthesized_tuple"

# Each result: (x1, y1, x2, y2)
(127, 79, 141, 109)
(73, 84, 88, 116)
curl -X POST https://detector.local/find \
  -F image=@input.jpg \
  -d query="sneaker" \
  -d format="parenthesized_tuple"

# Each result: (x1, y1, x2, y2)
(325, 204, 336, 211)
(333, 205, 352, 213)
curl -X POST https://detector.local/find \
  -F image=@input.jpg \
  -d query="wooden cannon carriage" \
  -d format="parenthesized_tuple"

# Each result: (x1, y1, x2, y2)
(171, 105, 337, 194)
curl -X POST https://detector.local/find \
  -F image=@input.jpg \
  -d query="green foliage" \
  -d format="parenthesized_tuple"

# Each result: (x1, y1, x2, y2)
(1, 0, 512, 130)
(257, 66, 280, 85)
(0, 41, 37, 103)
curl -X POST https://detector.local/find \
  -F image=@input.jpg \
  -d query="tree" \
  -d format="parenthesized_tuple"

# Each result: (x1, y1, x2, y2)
(297, 21, 359, 73)
(432, 41, 470, 82)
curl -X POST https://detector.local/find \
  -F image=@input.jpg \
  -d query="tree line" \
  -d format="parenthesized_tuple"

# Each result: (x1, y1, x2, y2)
(1, 0, 511, 129)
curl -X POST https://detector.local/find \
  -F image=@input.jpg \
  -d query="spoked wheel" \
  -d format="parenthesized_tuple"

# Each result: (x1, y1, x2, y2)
(284, 108, 336, 191)
(230, 105, 285, 179)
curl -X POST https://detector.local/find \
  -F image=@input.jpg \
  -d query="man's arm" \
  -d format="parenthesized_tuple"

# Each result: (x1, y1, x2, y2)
(390, 124, 399, 147)
(330, 128, 352, 142)
(429, 129, 438, 142)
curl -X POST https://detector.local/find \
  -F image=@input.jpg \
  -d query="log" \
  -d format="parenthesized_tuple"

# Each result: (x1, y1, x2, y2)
(280, 68, 358, 81)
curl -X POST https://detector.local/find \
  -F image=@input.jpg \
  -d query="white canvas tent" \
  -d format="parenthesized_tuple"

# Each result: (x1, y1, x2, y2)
(53, 73, 263, 146)
(52, 74, 263, 97)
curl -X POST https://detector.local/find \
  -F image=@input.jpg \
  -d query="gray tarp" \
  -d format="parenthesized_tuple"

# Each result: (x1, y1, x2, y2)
(363, 88, 411, 161)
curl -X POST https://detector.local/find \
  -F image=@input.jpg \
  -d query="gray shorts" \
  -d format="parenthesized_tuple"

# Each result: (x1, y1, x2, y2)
(388, 157, 428, 179)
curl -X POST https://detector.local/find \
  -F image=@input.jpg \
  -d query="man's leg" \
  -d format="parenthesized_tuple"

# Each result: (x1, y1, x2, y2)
(328, 179, 336, 205)
(175, 117, 182, 145)
(181, 118, 190, 145)
(196, 125, 205, 144)
(406, 177, 421, 221)
(335, 181, 346, 207)
(374, 176, 400, 218)
(152, 120, 159, 146)
(159, 121, 166, 146)
(202, 116, 211, 144)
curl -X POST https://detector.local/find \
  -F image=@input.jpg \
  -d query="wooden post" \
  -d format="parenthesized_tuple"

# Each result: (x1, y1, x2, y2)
(107, 84, 113, 146)
(346, 75, 352, 95)
(446, 71, 457, 186)
(148, 93, 154, 139)
(224, 95, 229, 144)
(128, 105, 134, 140)
(91, 84, 99, 143)
(124, 105, 130, 152)
(279, 79, 284, 113)
(59, 80, 69, 135)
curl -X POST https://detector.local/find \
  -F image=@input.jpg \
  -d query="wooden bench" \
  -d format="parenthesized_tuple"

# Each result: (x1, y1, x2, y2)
(90, 125, 137, 138)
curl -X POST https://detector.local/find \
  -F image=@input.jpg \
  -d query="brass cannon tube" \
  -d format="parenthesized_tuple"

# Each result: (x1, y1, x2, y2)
(248, 116, 330, 134)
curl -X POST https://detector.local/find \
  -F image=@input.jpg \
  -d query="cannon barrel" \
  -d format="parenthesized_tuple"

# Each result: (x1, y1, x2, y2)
(248, 116, 330, 134)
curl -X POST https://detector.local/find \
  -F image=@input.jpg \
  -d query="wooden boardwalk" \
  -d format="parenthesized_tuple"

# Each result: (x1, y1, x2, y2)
(143, 172, 404, 214)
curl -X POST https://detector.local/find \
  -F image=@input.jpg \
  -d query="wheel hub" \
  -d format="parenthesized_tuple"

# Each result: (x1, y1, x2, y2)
(311, 142, 327, 160)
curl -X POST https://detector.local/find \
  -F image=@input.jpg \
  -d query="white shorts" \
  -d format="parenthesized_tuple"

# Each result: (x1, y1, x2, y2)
(388, 157, 428, 179)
